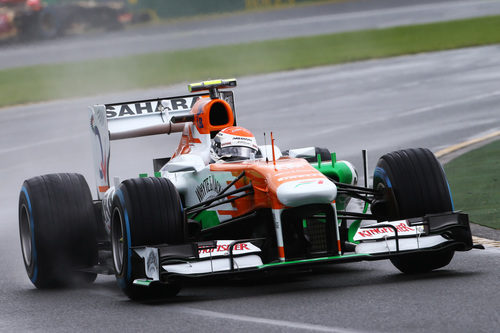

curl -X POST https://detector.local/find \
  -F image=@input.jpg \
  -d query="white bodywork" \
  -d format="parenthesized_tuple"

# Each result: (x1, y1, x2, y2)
(355, 235, 449, 254)
(163, 255, 263, 275)
(164, 166, 238, 223)
(353, 220, 425, 241)
(354, 219, 448, 254)
(164, 240, 263, 275)
(164, 153, 206, 173)
(135, 241, 263, 278)
(89, 104, 111, 199)
(135, 247, 160, 281)
(288, 147, 316, 159)
(277, 179, 337, 207)
(259, 144, 282, 161)
(89, 92, 235, 199)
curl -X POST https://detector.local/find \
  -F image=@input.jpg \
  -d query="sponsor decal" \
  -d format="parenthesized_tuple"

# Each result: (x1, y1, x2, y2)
(232, 136, 253, 141)
(354, 221, 425, 241)
(147, 250, 158, 278)
(105, 97, 200, 119)
(197, 241, 261, 259)
(195, 175, 222, 202)
(198, 243, 250, 254)
(134, 247, 159, 281)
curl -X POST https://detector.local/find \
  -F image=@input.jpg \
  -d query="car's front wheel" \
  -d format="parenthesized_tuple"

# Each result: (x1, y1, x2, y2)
(372, 148, 455, 274)
(111, 177, 186, 299)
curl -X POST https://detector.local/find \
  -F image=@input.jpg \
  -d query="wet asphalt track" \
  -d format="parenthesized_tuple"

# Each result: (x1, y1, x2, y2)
(1, 0, 500, 69)
(1, 0, 500, 331)
(1, 45, 499, 332)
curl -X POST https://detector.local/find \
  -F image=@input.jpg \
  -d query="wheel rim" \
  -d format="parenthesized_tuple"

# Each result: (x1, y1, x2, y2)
(111, 207, 125, 275)
(19, 204, 32, 267)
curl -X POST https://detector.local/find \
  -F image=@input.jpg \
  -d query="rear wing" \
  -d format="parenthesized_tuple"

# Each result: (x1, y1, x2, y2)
(89, 90, 236, 199)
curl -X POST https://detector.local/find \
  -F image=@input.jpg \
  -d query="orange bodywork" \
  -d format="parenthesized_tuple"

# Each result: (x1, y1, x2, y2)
(210, 158, 329, 215)
(172, 126, 202, 159)
(191, 97, 234, 135)
(172, 96, 234, 159)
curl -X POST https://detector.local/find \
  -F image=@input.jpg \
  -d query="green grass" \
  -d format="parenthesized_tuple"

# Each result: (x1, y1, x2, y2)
(445, 140, 500, 229)
(1, 15, 500, 107)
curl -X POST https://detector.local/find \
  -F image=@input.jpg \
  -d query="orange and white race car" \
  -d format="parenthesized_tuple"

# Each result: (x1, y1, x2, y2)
(18, 79, 477, 299)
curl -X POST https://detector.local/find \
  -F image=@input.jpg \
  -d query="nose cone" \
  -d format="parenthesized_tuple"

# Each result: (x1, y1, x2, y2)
(276, 179, 337, 207)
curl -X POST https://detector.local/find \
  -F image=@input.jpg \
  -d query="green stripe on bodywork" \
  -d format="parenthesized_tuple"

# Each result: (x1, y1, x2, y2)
(348, 220, 362, 243)
(314, 159, 354, 211)
(348, 202, 370, 243)
(192, 210, 221, 229)
(258, 253, 370, 268)
(133, 279, 153, 286)
(314, 160, 353, 185)
(302, 217, 326, 228)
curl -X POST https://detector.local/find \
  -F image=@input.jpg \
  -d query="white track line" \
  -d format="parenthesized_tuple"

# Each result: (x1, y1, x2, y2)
(399, 91, 500, 118)
(0, 134, 85, 155)
(179, 307, 366, 333)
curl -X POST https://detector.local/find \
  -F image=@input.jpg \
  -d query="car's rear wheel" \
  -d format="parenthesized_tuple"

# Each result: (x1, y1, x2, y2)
(35, 7, 64, 39)
(19, 173, 98, 288)
(372, 148, 455, 274)
(307, 147, 331, 162)
(111, 177, 186, 299)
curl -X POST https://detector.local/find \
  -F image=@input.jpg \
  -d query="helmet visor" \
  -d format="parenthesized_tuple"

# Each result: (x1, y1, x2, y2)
(220, 146, 257, 161)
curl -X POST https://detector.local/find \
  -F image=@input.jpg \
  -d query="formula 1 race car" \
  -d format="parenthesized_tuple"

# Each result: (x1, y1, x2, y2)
(0, 0, 131, 41)
(18, 79, 475, 299)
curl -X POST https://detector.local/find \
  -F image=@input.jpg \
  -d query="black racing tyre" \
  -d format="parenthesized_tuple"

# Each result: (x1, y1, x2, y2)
(19, 173, 98, 288)
(36, 7, 63, 39)
(111, 177, 186, 299)
(305, 147, 331, 162)
(373, 148, 453, 221)
(372, 148, 455, 274)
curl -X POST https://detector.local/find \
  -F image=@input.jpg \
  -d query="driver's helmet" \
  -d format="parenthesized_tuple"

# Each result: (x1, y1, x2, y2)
(210, 126, 258, 162)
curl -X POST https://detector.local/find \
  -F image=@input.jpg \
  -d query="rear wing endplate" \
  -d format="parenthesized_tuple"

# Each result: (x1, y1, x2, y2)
(89, 91, 235, 198)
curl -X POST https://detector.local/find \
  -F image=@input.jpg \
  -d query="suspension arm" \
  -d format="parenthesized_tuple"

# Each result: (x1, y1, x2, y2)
(186, 183, 253, 213)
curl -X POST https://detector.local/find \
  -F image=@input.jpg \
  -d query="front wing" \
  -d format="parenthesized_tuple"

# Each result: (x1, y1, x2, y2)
(131, 212, 472, 286)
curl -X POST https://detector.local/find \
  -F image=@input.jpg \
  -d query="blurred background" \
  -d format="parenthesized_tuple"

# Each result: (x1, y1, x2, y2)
(0, 0, 324, 41)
